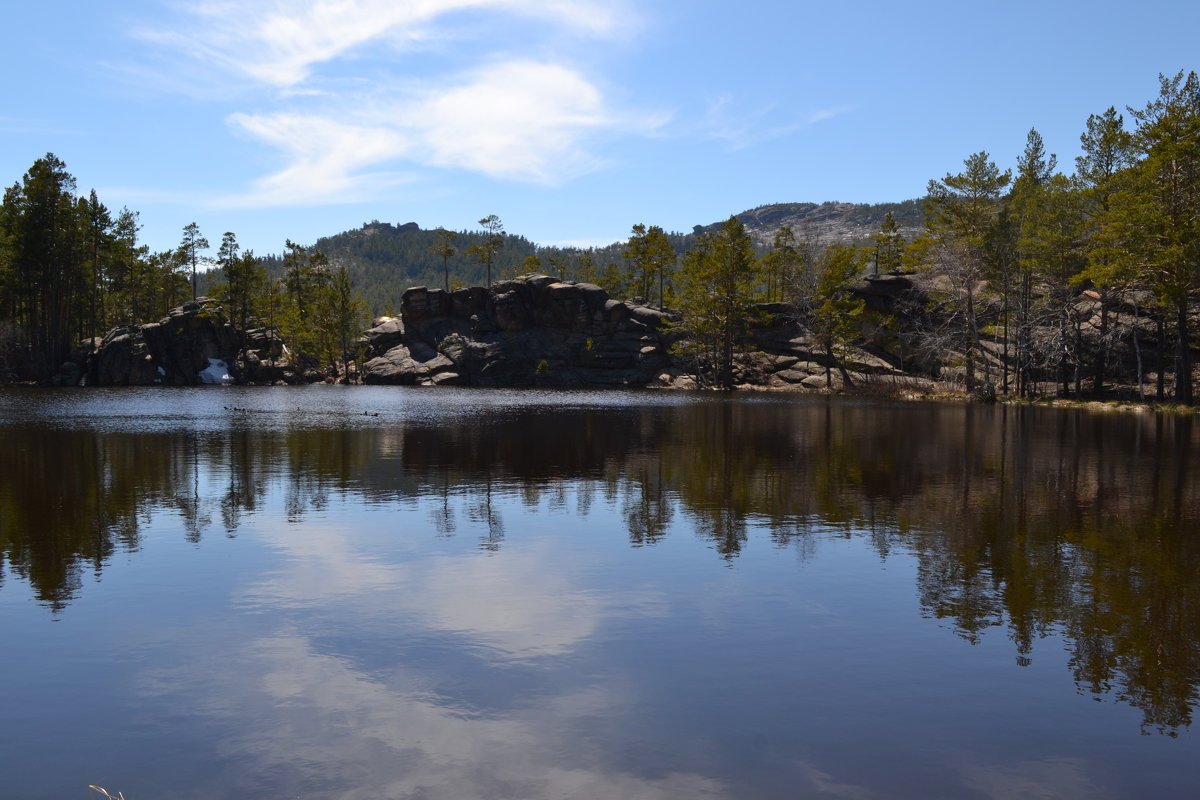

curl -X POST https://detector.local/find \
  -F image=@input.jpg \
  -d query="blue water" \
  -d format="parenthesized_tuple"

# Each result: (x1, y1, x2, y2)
(1, 387, 1196, 799)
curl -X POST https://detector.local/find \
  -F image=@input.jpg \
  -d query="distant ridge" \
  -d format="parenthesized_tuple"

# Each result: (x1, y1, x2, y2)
(697, 199, 925, 245)
(240, 199, 927, 314)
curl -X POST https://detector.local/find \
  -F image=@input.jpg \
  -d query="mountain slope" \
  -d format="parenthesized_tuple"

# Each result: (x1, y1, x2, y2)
(697, 199, 926, 245)
(240, 199, 927, 315)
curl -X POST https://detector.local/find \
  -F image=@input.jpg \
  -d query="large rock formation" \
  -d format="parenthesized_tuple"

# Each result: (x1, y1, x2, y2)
(361, 276, 677, 387)
(65, 298, 297, 387)
(356, 274, 935, 391)
(54, 276, 930, 391)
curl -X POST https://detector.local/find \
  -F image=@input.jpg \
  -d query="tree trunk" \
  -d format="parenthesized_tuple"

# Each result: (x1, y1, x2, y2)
(1156, 315, 1166, 401)
(1092, 300, 1108, 394)
(1176, 296, 1194, 405)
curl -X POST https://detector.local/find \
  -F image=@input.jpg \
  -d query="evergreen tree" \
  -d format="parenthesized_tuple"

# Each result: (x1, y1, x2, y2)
(83, 189, 113, 340)
(215, 231, 269, 332)
(0, 153, 86, 377)
(325, 265, 368, 376)
(925, 151, 1012, 391)
(1074, 107, 1135, 393)
(177, 222, 209, 301)
(671, 216, 762, 388)
(467, 215, 505, 286)
(870, 213, 906, 277)
(429, 228, 458, 292)
(1121, 70, 1200, 404)
(623, 223, 675, 307)
(810, 244, 867, 388)
(1010, 128, 1059, 396)
(574, 249, 596, 284)
(761, 225, 799, 302)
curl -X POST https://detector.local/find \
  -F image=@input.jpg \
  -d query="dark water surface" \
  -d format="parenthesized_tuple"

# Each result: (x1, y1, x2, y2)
(1, 386, 1197, 799)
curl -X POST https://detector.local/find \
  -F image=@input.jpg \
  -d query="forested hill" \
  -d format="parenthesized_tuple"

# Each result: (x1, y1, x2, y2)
(253, 219, 685, 315)
(252, 200, 925, 315)
(697, 199, 926, 245)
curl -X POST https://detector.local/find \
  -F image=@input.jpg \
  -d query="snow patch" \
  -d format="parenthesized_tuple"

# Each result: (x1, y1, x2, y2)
(199, 358, 234, 385)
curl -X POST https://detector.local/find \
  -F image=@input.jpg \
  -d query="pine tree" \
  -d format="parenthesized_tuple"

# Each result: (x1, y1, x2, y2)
(671, 216, 762, 388)
(326, 266, 367, 377)
(467, 215, 505, 286)
(925, 151, 1012, 391)
(1074, 107, 1134, 393)
(178, 222, 209, 301)
(429, 228, 458, 292)
(811, 244, 867, 388)
(1010, 128, 1059, 396)
(623, 223, 675, 307)
(215, 231, 268, 332)
(83, 189, 113, 340)
(870, 213, 906, 277)
(0, 154, 86, 377)
(761, 225, 799, 303)
(1123, 71, 1200, 404)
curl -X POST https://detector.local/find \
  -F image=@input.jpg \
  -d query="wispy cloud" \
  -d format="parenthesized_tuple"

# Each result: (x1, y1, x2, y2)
(222, 112, 413, 207)
(133, 0, 658, 208)
(702, 94, 852, 151)
(219, 58, 664, 207)
(143, 0, 632, 89)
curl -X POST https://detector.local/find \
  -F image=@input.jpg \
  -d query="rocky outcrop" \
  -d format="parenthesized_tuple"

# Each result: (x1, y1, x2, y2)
(361, 276, 677, 387)
(54, 277, 928, 391)
(61, 298, 299, 387)
(358, 275, 922, 391)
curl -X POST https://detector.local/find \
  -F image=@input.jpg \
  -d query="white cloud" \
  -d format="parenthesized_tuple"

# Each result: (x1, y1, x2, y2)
(415, 60, 611, 182)
(134, 0, 660, 207)
(152, 0, 632, 89)
(221, 112, 414, 206)
(220, 60, 665, 206)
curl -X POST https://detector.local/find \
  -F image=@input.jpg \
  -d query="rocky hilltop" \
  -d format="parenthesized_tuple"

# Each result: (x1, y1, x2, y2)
(696, 199, 926, 246)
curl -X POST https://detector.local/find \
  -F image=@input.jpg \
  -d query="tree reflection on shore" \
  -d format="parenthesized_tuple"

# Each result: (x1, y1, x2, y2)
(2, 398, 1197, 733)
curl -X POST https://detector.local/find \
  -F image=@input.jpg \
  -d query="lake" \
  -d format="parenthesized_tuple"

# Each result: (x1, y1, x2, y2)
(1, 386, 1197, 799)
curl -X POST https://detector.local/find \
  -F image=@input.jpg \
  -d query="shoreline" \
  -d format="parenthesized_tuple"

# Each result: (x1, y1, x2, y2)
(4, 377, 1196, 416)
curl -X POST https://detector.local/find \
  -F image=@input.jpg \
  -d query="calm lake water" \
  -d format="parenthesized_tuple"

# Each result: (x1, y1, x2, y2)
(1, 386, 1197, 799)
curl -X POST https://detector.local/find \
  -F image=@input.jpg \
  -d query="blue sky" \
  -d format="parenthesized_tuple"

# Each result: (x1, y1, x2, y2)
(3, 1, 1197, 256)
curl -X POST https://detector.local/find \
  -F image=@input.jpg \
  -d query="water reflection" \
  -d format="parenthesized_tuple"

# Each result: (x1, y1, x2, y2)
(1, 390, 1198, 753)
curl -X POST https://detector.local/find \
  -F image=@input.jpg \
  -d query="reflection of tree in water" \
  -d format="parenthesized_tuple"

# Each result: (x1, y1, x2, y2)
(469, 477, 504, 552)
(2, 400, 1198, 733)
(429, 471, 456, 536)
(624, 462, 671, 548)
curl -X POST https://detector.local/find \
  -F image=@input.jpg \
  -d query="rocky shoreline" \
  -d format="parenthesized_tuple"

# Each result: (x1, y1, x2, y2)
(52, 274, 904, 392)
(38, 271, 1186, 409)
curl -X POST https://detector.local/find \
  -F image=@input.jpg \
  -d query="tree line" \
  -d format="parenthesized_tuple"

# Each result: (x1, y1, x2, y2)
(2, 71, 1196, 397)
(0, 157, 369, 381)
(643, 70, 1200, 400)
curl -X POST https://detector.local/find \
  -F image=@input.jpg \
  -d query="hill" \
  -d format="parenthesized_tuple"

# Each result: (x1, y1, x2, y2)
(697, 199, 926, 246)
(221, 200, 926, 316)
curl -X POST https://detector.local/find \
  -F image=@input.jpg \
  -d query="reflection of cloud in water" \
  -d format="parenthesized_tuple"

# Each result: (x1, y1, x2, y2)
(240, 518, 666, 657)
(415, 553, 604, 657)
(961, 757, 1112, 800)
(141, 517, 889, 799)
(238, 633, 726, 799)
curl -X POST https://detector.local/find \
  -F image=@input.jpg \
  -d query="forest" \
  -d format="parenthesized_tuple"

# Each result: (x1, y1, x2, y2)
(1, 70, 1197, 402)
